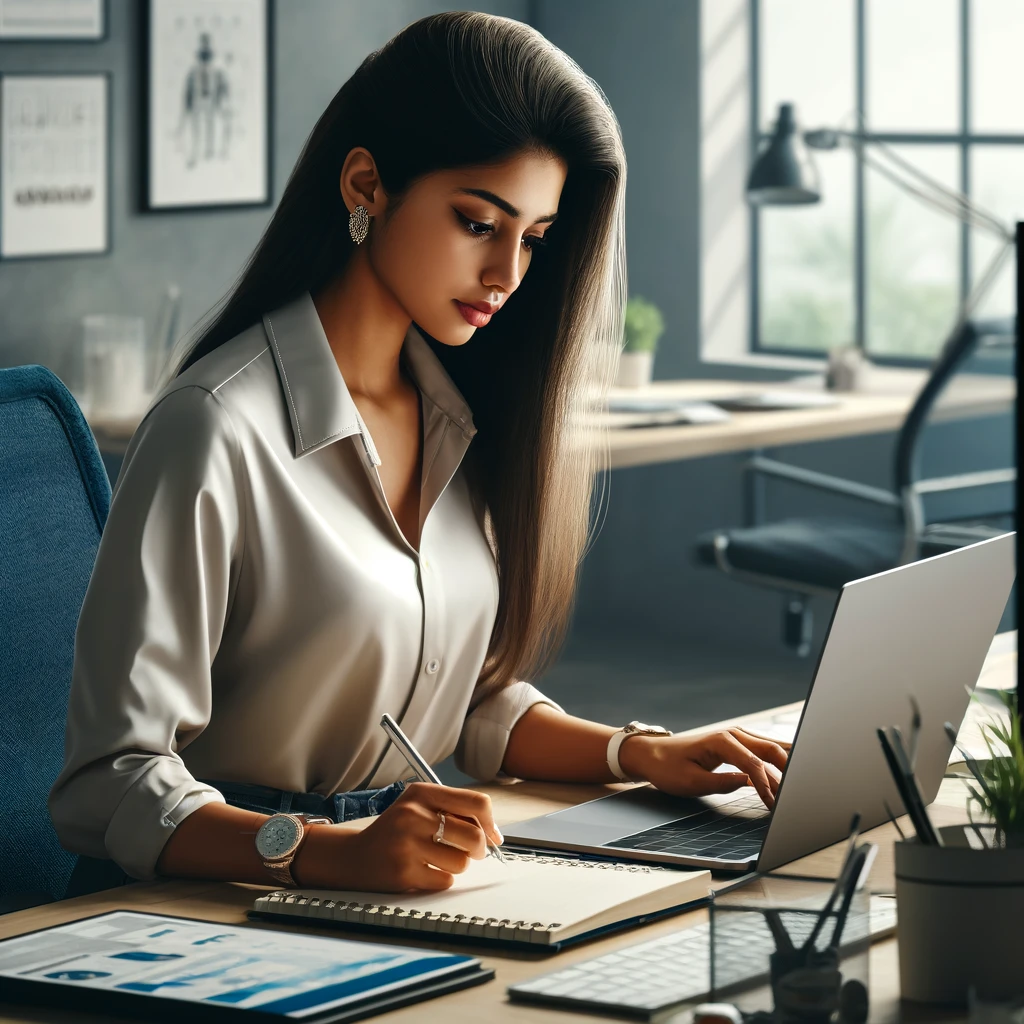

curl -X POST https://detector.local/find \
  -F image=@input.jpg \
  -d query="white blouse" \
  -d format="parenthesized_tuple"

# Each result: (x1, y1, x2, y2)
(49, 291, 561, 882)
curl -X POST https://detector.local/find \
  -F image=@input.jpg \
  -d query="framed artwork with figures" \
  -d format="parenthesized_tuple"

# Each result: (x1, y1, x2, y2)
(143, 0, 272, 211)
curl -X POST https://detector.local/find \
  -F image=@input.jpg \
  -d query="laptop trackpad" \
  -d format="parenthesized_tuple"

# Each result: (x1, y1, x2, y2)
(507, 786, 709, 846)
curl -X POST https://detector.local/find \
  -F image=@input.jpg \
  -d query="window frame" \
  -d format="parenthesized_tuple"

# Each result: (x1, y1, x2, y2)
(750, 0, 1024, 366)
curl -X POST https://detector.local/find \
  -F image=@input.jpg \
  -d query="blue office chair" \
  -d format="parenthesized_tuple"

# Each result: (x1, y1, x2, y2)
(694, 318, 1016, 654)
(0, 365, 111, 913)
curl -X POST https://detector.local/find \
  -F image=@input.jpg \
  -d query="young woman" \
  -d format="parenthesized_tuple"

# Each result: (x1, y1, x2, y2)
(50, 12, 787, 896)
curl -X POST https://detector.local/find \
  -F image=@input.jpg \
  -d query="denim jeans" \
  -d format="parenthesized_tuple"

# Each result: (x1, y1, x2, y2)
(64, 779, 407, 899)
(194, 777, 408, 823)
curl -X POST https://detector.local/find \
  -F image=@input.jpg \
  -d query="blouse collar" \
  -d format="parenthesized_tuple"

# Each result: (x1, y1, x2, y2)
(262, 291, 477, 460)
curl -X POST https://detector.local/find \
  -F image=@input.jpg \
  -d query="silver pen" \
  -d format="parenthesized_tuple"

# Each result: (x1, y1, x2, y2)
(379, 713, 506, 863)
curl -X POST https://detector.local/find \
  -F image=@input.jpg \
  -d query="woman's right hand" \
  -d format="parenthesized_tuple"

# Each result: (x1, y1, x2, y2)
(292, 781, 503, 892)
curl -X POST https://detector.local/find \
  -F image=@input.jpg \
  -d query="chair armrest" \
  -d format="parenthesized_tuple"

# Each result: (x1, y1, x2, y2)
(912, 467, 1016, 495)
(747, 455, 902, 508)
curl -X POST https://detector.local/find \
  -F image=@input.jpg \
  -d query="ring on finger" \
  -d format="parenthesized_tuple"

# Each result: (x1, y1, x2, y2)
(432, 811, 469, 851)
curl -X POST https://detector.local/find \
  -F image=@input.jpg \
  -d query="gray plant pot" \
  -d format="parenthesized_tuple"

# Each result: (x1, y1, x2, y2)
(895, 825, 1024, 1005)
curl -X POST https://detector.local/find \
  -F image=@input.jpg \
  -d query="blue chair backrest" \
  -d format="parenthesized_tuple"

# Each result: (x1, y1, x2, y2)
(0, 365, 110, 904)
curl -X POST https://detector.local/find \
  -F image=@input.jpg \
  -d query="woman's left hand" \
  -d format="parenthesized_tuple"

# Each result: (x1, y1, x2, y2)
(618, 728, 791, 810)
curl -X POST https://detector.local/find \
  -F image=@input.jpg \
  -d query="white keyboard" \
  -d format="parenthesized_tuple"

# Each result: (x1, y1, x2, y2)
(508, 896, 896, 1020)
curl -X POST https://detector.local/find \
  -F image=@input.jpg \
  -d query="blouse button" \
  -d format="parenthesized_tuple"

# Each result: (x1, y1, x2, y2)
(425, 658, 440, 675)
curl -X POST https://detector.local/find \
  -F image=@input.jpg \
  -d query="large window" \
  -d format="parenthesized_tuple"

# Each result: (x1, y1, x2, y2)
(752, 0, 1024, 361)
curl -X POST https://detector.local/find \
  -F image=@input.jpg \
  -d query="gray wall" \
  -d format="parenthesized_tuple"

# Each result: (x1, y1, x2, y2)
(2, 0, 1013, 661)
(0, 0, 530, 380)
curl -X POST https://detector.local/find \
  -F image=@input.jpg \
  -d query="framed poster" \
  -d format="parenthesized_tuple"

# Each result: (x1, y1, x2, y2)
(143, 0, 272, 211)
(0, 0, 105, 40)
(0, 73, 110, 260)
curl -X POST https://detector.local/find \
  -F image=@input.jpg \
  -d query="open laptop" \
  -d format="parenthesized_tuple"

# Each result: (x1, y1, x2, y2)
(504, 532, 1016, 873)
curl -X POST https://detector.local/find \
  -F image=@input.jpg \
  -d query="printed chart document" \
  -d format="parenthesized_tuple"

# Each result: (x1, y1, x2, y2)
(0, 910, 492, 1021)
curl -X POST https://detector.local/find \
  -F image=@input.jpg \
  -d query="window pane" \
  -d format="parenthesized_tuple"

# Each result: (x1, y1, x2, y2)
(760, 0, 854, 132)
(759, 149, 854, 352)
(971, 0, 1024, 133)
(969, 145, 1024, 318)
(867, 0, 959, 132)
(865, 145, 961, 358)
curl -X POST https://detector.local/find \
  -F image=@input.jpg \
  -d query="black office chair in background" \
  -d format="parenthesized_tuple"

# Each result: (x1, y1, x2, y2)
(694, 317, 1016, 655)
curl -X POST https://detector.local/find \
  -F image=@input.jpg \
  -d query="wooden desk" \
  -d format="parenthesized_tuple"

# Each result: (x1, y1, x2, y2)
(603, 371, 1014, 470)
(87, 369, 1014, 472)
(0, 638, 1013, 1023)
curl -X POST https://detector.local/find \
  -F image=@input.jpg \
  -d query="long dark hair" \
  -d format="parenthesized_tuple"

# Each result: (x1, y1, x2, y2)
(165, 11, 627, 696)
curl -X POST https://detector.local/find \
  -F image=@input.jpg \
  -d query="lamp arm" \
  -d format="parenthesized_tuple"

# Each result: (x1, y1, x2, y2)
(870, 138, 1012, 241)
(958, 235, 1014, 321)
(861, 151, 1011, 241)
(806, 127, 1013, 243)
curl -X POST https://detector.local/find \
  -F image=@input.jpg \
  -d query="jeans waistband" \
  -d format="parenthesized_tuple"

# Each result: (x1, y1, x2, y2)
(197, 778, 408, 824)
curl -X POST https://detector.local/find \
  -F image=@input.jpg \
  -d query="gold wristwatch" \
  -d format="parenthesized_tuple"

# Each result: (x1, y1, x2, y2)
(254, 813, 331, 886)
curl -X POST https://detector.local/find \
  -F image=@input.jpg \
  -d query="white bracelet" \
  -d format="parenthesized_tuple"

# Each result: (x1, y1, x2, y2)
(606, 729, 640, 782)
(607, 721, 672, 782)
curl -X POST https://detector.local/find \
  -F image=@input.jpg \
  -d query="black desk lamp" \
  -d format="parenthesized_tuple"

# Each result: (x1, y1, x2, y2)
(746, 102, 1015, 325)
(745, 102, 820, 206)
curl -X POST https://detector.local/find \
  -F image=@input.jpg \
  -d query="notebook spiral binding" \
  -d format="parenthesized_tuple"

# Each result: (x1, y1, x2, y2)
(256, 852, 656, 940)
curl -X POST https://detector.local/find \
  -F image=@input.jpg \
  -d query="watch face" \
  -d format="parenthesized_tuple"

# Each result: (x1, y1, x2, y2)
(628, 721, 670, 736)
(255, 815, 300, 859)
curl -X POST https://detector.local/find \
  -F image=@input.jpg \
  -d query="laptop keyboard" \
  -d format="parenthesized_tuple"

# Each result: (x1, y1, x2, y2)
(508, 896, 897, 1019)
(606, 795, 770, 861)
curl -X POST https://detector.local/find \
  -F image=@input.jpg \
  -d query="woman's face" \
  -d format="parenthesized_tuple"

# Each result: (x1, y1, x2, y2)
(350, 148, 568, 347)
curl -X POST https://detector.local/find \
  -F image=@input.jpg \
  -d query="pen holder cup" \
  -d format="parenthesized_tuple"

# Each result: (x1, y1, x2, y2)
(895, 826, 1024, 1006)
(711, 874, 870, 1022)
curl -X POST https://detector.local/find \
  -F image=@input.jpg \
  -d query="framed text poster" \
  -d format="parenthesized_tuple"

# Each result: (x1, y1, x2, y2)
(144, 0, 272, 211)
(0, 73, 110, 259)
(0, 0, 105, 40)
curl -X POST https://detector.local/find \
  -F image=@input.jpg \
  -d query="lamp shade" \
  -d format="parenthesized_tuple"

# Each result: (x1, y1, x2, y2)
(746, 103, 821, 205)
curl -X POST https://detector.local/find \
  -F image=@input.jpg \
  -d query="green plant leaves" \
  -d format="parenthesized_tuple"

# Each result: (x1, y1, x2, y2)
(966, 690, 1023, 843)
(623, 296, 665, 353)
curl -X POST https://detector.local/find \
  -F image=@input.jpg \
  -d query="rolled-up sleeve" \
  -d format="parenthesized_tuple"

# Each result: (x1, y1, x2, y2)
(454, 679, 564, 782)
(48, 384, 244, 881)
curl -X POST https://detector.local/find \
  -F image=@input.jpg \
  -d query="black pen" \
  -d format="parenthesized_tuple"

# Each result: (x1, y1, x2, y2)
(828, 843, 876, 949)
(763, 909, 795, 956)
(801, 812, 861, 956)
(882, 799, 907, 841)
(889, 726, 943, 847)
(908, 696, 922, 770)
(877, 728, 940, 846)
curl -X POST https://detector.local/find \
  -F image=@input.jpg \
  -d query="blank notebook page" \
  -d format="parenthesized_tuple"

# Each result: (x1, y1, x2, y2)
(266, 853, 710, 938)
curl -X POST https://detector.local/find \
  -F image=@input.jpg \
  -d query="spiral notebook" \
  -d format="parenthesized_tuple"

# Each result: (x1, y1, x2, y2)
(250, 853, 711, 951)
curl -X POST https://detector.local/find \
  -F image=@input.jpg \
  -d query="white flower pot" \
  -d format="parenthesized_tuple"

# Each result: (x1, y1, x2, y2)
(895, 828, 1024, 1004)
(615, 350, 654, 387)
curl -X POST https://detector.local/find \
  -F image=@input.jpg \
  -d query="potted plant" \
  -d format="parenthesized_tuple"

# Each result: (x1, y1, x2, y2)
(894, 691, 1024, 1003)
(963, 690, 1023, 847)
(616, 296, 665, 387)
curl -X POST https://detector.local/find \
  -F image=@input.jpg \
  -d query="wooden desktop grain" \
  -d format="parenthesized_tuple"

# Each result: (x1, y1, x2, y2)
(0, 640, 1013, 1023)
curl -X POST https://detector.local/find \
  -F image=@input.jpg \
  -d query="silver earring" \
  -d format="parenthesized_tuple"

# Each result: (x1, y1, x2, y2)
(349, 204, 370, 244)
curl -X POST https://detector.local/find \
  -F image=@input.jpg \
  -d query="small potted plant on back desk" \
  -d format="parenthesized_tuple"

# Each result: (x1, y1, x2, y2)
(895, 691, 1024, 1006)
(615, 295, 665, 387)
